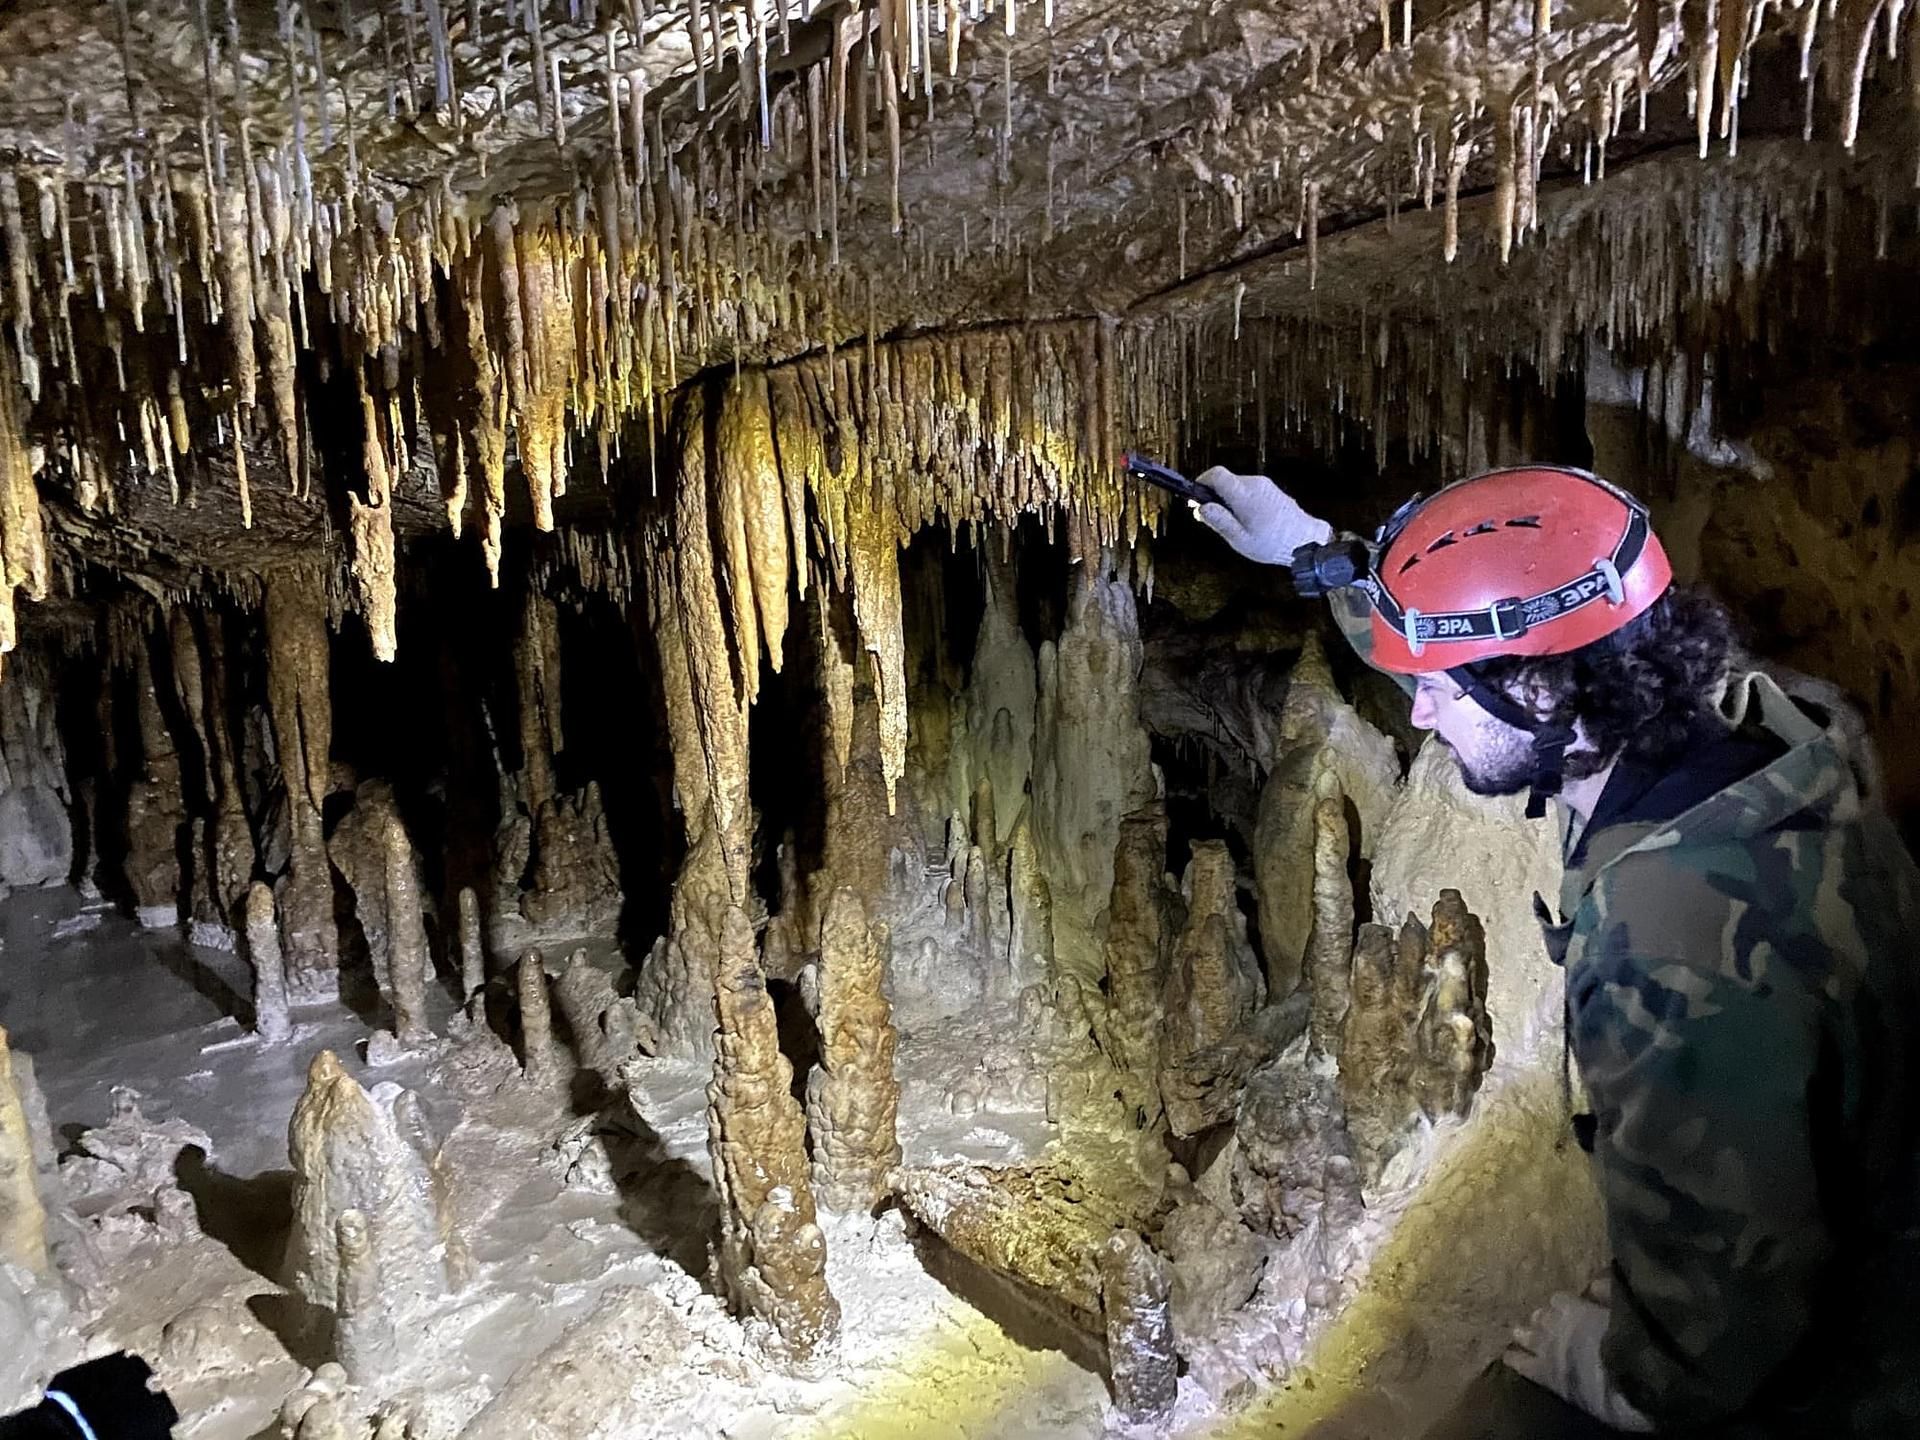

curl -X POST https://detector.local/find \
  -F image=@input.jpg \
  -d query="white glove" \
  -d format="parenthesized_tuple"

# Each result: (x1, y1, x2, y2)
(1189, 467, 1335, 566)
(1503, 1290, 1657, 1433)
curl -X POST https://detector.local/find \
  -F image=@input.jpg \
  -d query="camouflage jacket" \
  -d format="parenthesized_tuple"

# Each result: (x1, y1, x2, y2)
(1330, 581, 1920, 1433)
(1546, 671, 1920, 1436)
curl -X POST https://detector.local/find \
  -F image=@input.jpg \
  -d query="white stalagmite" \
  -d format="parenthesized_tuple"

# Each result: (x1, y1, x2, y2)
(246, 881, 293, 1043)
(384, 813, 431, 1043)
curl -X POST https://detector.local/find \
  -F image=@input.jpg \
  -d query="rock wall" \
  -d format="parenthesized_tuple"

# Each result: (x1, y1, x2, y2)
(0, 649, 69, 890)
(1588, 347, 1920, 824)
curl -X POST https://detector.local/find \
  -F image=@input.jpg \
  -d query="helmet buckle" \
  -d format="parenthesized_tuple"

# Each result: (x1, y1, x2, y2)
(1594, 556, 1625, 605)
(1403, 606, 1425, 657)
(1488, 597, 1528, 642)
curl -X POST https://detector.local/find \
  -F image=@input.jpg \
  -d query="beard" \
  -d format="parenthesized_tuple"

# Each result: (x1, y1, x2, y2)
(1442, 730, 1538, 797)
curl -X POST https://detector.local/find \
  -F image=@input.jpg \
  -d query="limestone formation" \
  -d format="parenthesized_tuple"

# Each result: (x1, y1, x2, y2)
(517, 951, 559, 1086)
(124, 633, 186, 924)
(804, 888, 901, 1213)
(1253, 635, 1402, 998)
(458, 887, 486, 1003)
(457, 1289, 696, 1440)
(1305, 784, 1356, 1062)
(1234, 1060, 1362, 1241)
(1031, 550, 1158, 985)
(706, 905, 838, 1364)
(1414, 893, 1495, 1119)
(378, 815, 430, 1043)
(264, 570, 338, 997)
(332, 1209, 391, 1387)
(1099, 1230, 1178, 1426)
(0, 1026, 47, 1276)
(552, 949, 640, 1076)
(327, 780, 406, 993)
(1159, 993, 1312, 1139)
(1369, 738, 1565, 1067)
(245, 882, 293, 1044)
(1100, 811, 1170, 1126)
(1161, 840, 1264, 1135)
(284, 1052, 457, 1330)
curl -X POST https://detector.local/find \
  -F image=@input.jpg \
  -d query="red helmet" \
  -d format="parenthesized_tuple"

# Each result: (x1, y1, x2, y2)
(1363, 466, 1673, 675)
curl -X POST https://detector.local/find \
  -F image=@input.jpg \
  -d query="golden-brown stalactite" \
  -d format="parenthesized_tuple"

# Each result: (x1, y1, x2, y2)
(711, 383, 765, 705)
(718, 370, 792, 678)
(765, 367, 816, 603)
(0, 351, 48, 663)
(459, 264, 508, 586)
(668, 387, 752, 889)
(845, 484, 906, 812)
(813, 582, 855, 782)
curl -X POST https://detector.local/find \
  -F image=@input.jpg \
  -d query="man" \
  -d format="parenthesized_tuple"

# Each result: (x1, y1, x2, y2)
(1193, 463, 1920, 1438)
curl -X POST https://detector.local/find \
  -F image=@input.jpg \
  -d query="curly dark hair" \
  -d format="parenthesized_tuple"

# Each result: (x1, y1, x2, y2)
(1467, 585, 1736, 779)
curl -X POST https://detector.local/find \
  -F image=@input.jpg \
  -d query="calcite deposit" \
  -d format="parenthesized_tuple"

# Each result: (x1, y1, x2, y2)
(0, 0, 1912, 1434)
(804, 887, 901, 1213)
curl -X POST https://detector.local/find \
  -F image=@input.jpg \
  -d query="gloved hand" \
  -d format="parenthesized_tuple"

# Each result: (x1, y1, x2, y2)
(1189, 467, 1335, 565)
(42, 1353, 179, 1439)
(1502, 1289, 1655, 1434)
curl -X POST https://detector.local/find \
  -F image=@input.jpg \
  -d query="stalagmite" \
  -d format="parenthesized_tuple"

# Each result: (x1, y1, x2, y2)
(284, 1051, 457, 1325)
(458, 887, 486, 1002)
(0, 1026, 49, 1276)
(805, 888, 902, 1212)
(707, 904, 839, 1365)
(1161, 840, 1262, 1135)
(1305, 785, 1353, 1062)
(1412, 892, 1494, 1118)
(1099, 1230, 1176, 1426)
(1101, 811, 1167, 1121)
(384, 814, 431, 1043)
(246, 882, 294, 1044)
(333, 1209, 392, 1386)
(518, 951, 558, 1085)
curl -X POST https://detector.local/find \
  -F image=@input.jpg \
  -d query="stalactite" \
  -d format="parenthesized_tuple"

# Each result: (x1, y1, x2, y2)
(718, 370, 792, 682)
(845, 487, 906, 812)
(0, 352, 49, 664)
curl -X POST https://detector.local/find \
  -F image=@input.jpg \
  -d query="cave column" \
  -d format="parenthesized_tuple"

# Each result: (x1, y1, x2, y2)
(264, 569, 338, 1000)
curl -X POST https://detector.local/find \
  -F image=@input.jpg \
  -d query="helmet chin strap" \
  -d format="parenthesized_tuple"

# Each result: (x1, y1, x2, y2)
(1447, 667, 1577, 820)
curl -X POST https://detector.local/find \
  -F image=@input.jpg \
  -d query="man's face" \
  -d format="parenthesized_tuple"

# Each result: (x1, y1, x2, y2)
(1408, 672, 1537, 798)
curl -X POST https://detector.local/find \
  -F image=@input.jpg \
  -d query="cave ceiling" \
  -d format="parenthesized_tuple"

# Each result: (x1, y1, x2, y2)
(0, 0, 1915, 630)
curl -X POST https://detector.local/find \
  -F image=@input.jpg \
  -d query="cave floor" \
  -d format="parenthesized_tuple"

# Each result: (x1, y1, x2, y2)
(0, 884, 1111, 1439)
(0, 882, 1601, 1438)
